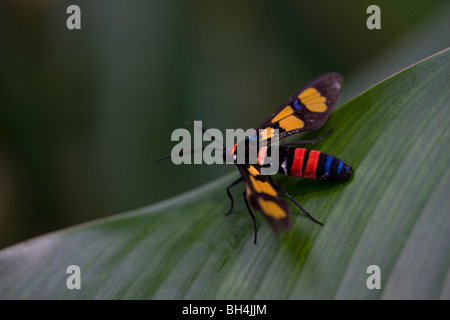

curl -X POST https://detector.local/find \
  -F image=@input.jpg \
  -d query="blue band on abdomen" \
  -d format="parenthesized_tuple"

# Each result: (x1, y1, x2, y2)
(324, 155, 333, 175)
(337, 160, 344, 175)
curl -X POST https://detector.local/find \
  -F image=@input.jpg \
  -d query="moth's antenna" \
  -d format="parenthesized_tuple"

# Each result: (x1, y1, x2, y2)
(154, 121, 224, 164)
(153, 147, 213, 164)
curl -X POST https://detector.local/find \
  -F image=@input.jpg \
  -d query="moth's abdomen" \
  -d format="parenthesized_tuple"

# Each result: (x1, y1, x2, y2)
(279, 147, 352, 180)
(315, 151, 352, 180)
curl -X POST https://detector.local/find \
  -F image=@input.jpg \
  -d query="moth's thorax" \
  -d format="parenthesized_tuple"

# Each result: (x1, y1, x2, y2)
(223, 140, 273, 166)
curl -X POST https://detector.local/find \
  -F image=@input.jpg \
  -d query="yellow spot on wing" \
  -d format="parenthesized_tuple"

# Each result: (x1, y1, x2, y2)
(303, 96, 326, 104)
(271, 106, 293, 123)
(298, 87, 327, 113)
(250, 176, 277, 196)
(248, 165, 259, 176)
(305, 103, 327, 112)
(259, 127, 274, 140)
(298, 87, 319, 100)
(279, 115, 304, 131)
(258, 198, 286, 219)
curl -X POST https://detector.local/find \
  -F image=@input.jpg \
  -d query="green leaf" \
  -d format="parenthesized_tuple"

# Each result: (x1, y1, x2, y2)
(1, 48, 449, 300)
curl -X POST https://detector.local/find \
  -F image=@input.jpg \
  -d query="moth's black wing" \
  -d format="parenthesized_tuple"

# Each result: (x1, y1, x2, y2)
(237, 163, 290, 232)
(253, 72, 343, 143)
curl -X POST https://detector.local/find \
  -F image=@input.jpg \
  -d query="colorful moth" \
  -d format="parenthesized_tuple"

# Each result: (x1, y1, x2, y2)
(157, 72, 352, 243)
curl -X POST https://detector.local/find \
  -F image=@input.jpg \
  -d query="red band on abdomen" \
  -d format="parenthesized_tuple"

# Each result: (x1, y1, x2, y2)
(304, 150, 321, 179)
(290, 148, 306, 177)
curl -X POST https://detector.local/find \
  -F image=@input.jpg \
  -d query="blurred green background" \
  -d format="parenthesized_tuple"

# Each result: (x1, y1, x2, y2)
(0, 0, 449, 249)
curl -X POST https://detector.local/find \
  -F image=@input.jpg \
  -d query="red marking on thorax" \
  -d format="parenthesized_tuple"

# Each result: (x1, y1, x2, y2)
(257, 146, 269, 166)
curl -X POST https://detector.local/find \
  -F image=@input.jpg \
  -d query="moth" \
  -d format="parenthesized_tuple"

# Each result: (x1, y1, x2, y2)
(156, 73, 352, 243)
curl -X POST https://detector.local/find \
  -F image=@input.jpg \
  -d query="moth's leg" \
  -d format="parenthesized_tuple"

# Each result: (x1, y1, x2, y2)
(281, 129, 333, 146)
(243, 191, 258, 244)
(224, 176, 243, 216)
(267, 176, 323, 226)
